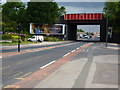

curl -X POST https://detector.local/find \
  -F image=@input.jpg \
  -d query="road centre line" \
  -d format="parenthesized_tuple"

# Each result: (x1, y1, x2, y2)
(40, 61, 56, 69)
(63, 44, 88, 57)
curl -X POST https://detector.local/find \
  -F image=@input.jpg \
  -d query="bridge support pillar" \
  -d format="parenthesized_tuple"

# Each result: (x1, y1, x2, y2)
(66, 24, 77, 40)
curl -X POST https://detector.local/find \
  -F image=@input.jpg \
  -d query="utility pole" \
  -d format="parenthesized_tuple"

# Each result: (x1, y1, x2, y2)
(105, 2, 108, 47)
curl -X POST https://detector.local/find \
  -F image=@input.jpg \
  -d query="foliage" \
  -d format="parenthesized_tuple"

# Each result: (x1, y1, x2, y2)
(2, 34, 13, 40)
(12, 35, 19, 39)
(2, 1, 62, 34)
(77, 29, 84, 32)
(58, 6, 66, 17)
(44, 36, 62, 41)
(2, 33, 19, 40)
(2, 1, 26, 33)
(27, 2, 59, 25)
(103, 1, 120, 32)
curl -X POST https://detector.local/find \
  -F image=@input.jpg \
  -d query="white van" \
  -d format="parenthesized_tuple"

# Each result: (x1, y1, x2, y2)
(28, 35, 44, 42)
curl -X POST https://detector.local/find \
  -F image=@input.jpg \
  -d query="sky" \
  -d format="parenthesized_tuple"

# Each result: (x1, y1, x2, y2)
(1, 0, 105, 33)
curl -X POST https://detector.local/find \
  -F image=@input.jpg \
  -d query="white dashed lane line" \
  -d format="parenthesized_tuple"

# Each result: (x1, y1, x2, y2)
(40, 61, 56, 69)
(71, 50, 75, 53)
(85, 49, 89, 52)
(63, 52, 70, 57)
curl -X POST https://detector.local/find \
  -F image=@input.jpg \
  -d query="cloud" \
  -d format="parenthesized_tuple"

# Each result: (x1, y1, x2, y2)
(77, 25, 100, 33)
(55, 0, 107, 2)
(57, 2, 104, 13)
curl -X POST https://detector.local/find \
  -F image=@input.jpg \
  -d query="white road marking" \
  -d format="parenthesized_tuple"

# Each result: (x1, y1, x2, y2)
(71, 50, 75, 52)
(85, 49, 89, 52)
(63, 53, 70, 57)
(40, 61, 56, 69)
(77, 47, 79, 50)
(82, 49, 86, 52)
(0, 56, 2, 58)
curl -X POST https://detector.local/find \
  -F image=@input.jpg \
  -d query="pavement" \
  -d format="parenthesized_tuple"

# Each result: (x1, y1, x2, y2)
(35, 43, 119, 89)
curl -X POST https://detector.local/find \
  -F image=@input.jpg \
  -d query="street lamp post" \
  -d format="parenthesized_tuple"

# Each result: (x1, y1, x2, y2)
(105, 2, 108, 47)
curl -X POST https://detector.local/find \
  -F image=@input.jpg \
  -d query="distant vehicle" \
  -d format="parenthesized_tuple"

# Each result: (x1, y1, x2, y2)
(84, 35, 89, 38)
(97, 36, 100, 39)
(79, 34, 83, 38)
(28, 35, 44, 42)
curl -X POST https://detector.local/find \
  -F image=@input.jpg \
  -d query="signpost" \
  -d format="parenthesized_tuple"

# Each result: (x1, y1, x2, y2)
(105, 2, 108, 47)
(17, 23, 21, 52)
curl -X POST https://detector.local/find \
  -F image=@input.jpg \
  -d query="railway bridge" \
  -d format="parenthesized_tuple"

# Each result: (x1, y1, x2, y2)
(59, 13, 106, 41)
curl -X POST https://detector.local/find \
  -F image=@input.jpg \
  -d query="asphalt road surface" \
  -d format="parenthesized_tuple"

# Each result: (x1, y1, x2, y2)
(2, 41, 88, 87)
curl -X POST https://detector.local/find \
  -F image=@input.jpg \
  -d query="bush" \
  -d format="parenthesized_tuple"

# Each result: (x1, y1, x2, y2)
(12, 35, 19, 39)
(44, 37, 62, 41)
(12, 40, 18, 43)
(2, 34, 13, 40)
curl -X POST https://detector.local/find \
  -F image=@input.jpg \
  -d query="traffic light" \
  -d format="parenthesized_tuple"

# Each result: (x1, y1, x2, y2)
(108, 27, 112, 38)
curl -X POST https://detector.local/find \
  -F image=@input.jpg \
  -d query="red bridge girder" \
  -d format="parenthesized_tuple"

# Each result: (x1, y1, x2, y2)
(66, 20, 101, 24)
(64, 13, 104, 20)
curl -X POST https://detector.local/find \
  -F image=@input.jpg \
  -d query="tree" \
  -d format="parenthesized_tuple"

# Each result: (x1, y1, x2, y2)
(58, 6, 66, 17)
(77, 29, 84, 32)
(27, 2, 59, 25)
(2, 1, 26, 33)
(103, 1, 120, 31)
(103, 1, 120, 42)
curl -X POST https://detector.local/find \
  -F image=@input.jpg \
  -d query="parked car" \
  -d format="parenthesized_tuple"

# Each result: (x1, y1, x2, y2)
(28, 35, 44, 42)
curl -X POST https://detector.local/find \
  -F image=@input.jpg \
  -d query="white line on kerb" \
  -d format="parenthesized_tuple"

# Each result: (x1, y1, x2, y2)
(71, 50, 75, 52)
(63, 53, 70, 57)
(40, 61, 56, 69)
